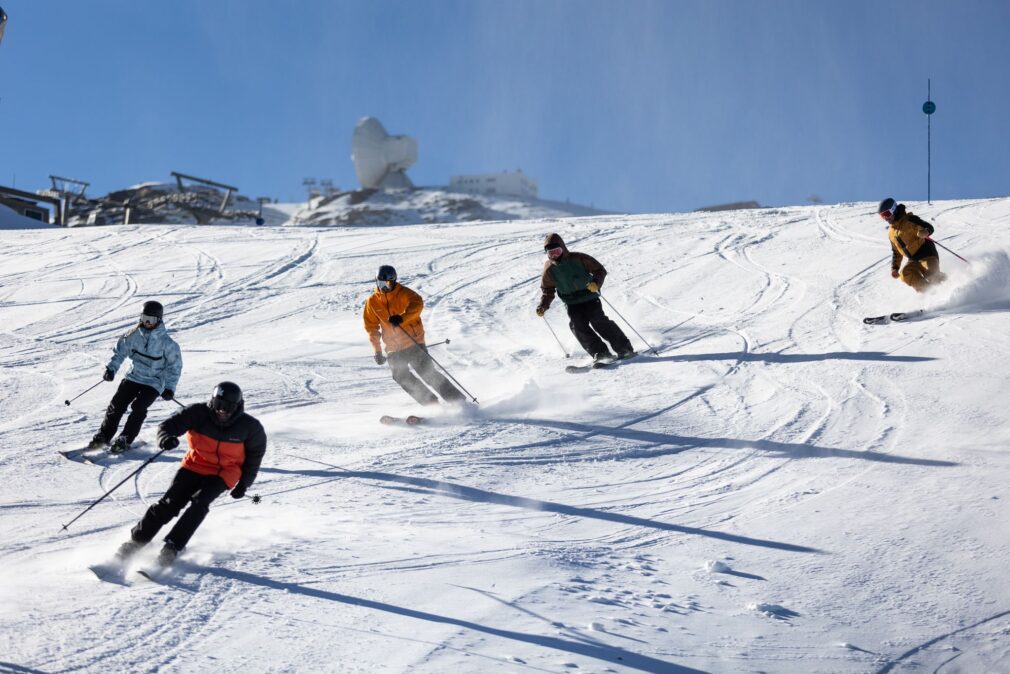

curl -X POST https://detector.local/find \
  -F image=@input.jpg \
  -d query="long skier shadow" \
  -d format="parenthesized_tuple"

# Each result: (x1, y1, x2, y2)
(0, 662, 51, 674)
(262, 464, 822, 554)
(495, 417, 958, 468)
(632, 350, 936, 364)
(195, 565, 709, 674)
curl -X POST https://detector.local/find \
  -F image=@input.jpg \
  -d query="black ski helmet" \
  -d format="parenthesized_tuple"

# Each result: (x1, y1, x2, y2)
(376, 265, 397, 283)
(209, 381, 244, 422)
(142, 300, 164, 319)
(878, 197, 896, 215)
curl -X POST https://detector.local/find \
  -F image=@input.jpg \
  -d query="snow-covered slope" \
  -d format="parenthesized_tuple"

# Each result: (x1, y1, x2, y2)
(1, 199, 1009, 673)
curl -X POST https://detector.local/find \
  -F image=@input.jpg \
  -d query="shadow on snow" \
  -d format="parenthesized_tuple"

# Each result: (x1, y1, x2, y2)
(194, 565, 709, 674)
(264, 462, 822, 555)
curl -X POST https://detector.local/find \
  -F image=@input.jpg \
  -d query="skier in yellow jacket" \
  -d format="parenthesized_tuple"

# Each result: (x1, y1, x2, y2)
(363, 265, 465, 406)
(878, 198, 946, 292)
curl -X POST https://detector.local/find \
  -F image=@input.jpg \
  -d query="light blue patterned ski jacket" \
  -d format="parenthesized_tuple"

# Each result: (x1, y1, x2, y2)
(106, 322, 182, 393)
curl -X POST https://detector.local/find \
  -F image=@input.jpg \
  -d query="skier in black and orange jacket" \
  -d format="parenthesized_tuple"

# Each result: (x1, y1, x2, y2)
(112, 381, 267, 568)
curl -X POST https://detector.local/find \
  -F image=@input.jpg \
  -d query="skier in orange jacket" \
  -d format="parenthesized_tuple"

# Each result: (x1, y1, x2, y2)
(363, 265, 465, 406)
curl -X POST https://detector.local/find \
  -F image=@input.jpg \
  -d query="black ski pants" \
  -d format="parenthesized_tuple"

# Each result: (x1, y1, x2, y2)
(99, 379, 160, 443)
(387, 344, 465, 406)
(131, 468, 228, 551)
(566, 298, 634, 359)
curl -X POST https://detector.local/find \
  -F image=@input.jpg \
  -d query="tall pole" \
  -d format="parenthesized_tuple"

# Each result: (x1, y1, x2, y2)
(922, 79, 936, 205)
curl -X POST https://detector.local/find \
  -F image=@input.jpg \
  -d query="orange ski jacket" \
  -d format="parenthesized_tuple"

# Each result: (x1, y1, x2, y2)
(363, 283, 426, 354)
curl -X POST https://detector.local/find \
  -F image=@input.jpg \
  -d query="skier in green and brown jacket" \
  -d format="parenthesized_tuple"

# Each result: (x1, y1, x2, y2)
(536, 233, 634, 362)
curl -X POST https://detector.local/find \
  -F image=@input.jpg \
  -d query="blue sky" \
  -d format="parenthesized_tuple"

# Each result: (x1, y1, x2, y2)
(1, 1, 1007, 213)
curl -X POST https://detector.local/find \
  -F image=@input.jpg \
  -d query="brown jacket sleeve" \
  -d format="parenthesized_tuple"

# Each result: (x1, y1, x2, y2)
(539, 262, 557, 309)
(571, 253, 607, 288)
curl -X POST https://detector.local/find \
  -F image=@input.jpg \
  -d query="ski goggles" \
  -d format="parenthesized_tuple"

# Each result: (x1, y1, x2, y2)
(210, 397, 239, 415)
(139, 314, 160, 325)
(545, 246, 563, 259)
(879, 207, 896, 222)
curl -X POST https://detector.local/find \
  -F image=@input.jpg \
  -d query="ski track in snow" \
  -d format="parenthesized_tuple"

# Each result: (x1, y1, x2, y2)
(2, 200, 1010, 673)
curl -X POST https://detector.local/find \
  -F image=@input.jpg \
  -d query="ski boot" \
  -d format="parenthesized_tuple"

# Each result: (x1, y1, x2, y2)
(114, 539, 144, 562)
(109, 436, 132, 455)
(616, 349, 637, 360)
(155, 542, 180, 568)
(87, 433, 109, 450)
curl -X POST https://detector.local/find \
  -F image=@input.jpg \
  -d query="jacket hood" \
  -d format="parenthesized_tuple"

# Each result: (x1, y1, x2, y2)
(892, 204, 908, 221)
(543, 233, 569, 253)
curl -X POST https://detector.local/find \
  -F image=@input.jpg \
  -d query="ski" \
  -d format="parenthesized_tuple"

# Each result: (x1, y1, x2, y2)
(60, 440, 146, 464)
(136, 565, 170, 582)
(890, 310, 924, 322)
(379, 415, 425, 427)
(863, 310, 924, 325)
(566, 353, 638, 373)
(88, 560, 131, 586)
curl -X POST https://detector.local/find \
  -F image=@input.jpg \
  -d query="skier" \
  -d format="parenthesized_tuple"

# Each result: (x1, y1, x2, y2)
(536, 233, 635, 362)
(113, 381, 267, 568)
(878, 197, 946, 292)
(363, 265, 465, 406)
(89, 300, 182, 453)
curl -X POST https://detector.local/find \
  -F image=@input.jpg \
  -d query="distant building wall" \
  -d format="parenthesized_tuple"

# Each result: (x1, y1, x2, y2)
(450, 170, 538, 199)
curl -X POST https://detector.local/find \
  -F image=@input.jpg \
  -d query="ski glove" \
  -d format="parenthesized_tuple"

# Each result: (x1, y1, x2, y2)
(374, 352, 387, 365)
(586, 281, 600, 294)
(103, 368, 115, 382)
(535, 305, 546, 317)
(159, 436, 180, 450)
(161, 389, 174, 401)
(231, 484, 247, 499)
(388, 314, 404, 327)
(916, 227, 929, 239)
(891, 269, 900, 279)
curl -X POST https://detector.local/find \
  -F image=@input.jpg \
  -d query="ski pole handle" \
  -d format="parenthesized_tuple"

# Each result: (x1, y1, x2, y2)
(64, 379, 105, 406)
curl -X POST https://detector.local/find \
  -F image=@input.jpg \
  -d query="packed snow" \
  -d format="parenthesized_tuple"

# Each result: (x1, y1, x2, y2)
(1, 198, 1009, 673)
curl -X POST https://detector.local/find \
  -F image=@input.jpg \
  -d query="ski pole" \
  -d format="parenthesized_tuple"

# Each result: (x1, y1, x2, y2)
(171, 398, 185, 408)
(927, 237, 969, 263)
(60, 445, 173, 531)
(599, 294, 659, 355)
(541, 315, 570, 358)
(396, 326, 478, 405)
(64, 379, 105, 406)
(427, 339, 451, 348)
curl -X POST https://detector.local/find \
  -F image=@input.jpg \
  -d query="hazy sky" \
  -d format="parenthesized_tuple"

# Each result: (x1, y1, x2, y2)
(1, 1, 1007, 212)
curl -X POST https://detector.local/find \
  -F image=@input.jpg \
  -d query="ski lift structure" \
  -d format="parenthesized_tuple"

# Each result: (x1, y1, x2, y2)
(0, 6, 8, 46)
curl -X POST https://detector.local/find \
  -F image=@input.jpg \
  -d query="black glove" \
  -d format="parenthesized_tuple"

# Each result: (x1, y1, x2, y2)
(159, 436, 180, 450)
(374, 352, 387, 365)
(103, 368, 115, 382)
(161, 388, 174, 400)
(231, 483, 247, 499)
(388, 315, 404, 327)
